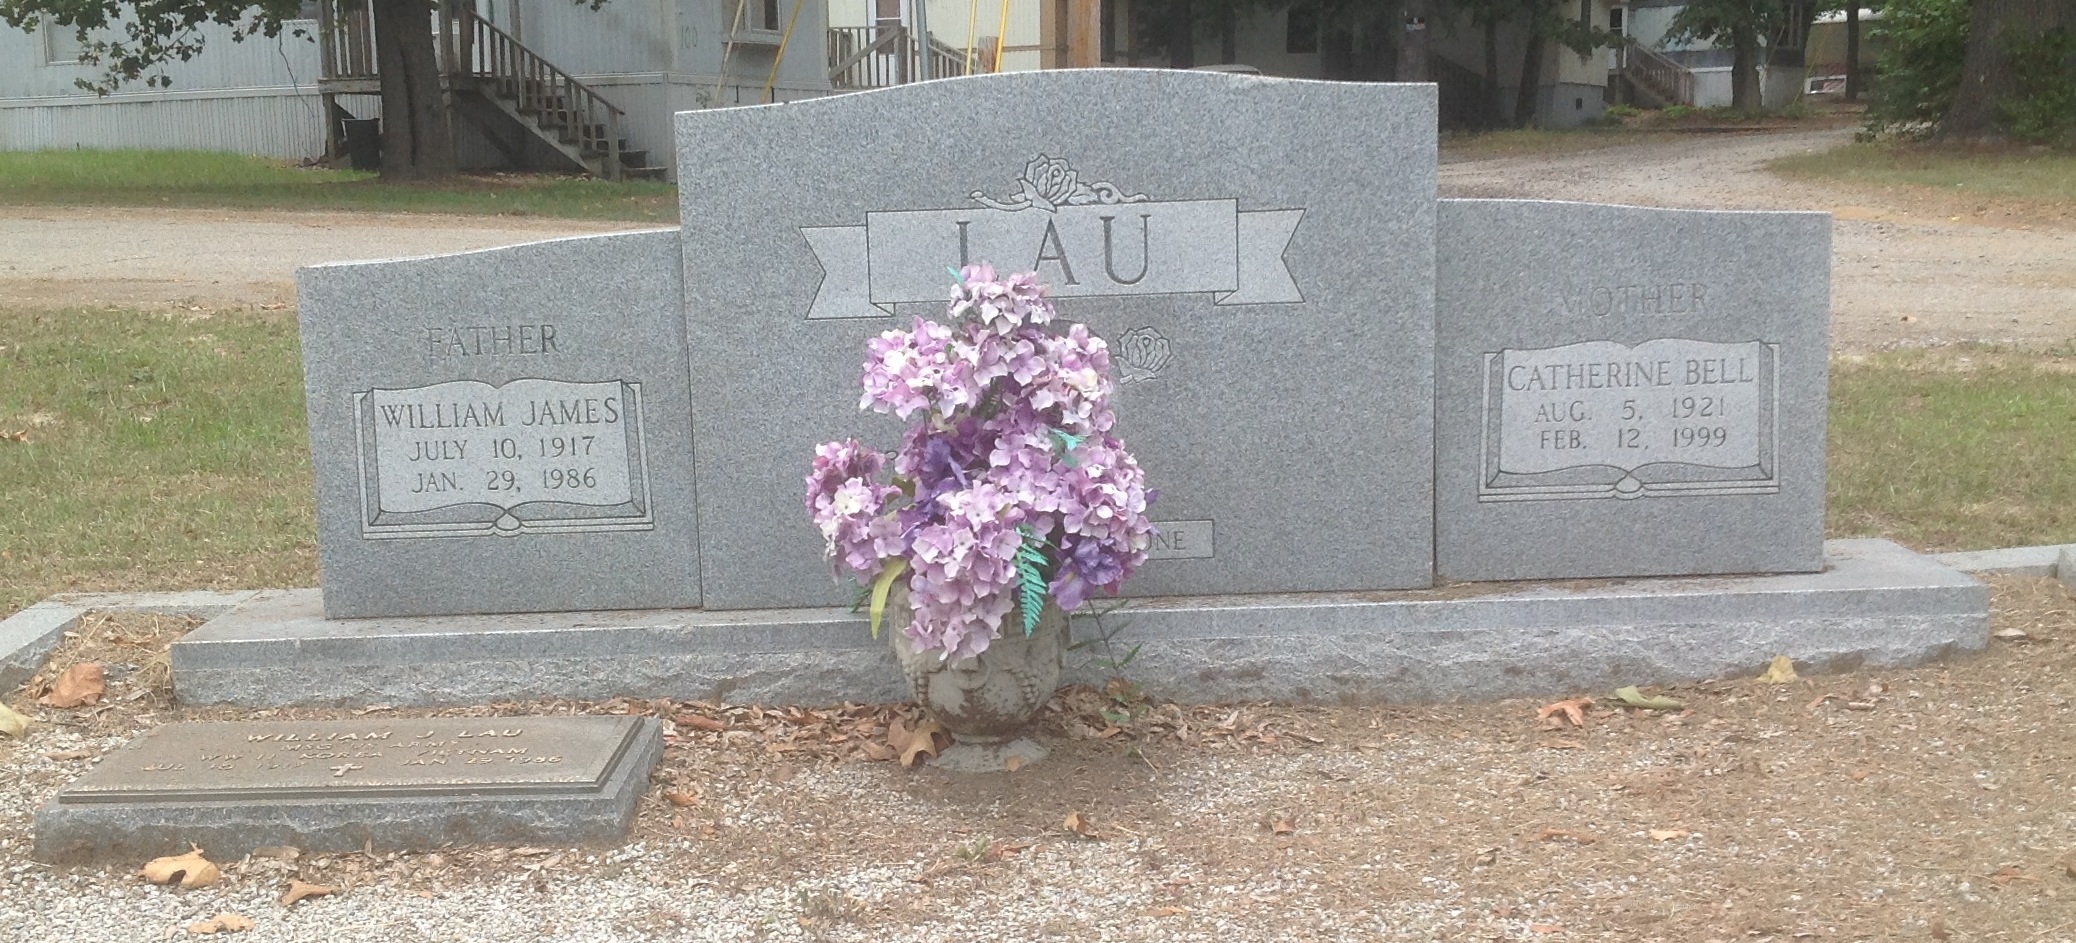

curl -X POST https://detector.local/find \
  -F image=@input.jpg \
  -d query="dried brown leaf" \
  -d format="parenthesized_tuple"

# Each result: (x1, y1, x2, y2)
(1536, 698, 1593, 729)
(1269, 814, 1296, 836)
(186, 913, 254, 935)
(859, 741, 896, 762)
(42, 749, 91, 761)
(898, 719, 949, 768)
(1648, 829, 1690, 842)
(279, 879, 338, 907)
(1988, 865, 2030, 886)
(1535, 827, 1598, 845)
(142, 847, 221, 889)
(663, 789, 700, 808)
(1929, 917, 1949, 940)
(1004, 754, 1027, 772)
(673, 714, 725, 732)
(40, 662, 106, 708)
(1528, 924, 1562, 934)
(1063, 811, 1098, 838)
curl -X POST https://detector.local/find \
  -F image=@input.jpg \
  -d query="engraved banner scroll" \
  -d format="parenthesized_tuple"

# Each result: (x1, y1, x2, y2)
(1478, 339, 1779, 503)
(353, 378, 654, 538)
(799, 156, 1304, 320)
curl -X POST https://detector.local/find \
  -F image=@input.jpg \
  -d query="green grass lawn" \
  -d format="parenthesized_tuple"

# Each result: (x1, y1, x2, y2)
(3, 307, 2072, 616)
(1769, 143, 2076, 208)
(0, 149, 677, 222)
(1829, 347, 2076, 551)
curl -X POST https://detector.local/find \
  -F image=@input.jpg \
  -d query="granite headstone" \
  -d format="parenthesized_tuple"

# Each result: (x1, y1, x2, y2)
(1434, 199, 1830, 581)
(677, 70, 1439, 609)
(298, 230, 700, 617)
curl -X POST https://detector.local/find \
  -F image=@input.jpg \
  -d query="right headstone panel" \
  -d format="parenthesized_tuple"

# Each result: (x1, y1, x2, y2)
(1435, 199, 1830, 581)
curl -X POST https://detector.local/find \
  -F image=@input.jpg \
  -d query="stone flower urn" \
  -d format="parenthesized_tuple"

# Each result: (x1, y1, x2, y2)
(885, 584, 1068, 771)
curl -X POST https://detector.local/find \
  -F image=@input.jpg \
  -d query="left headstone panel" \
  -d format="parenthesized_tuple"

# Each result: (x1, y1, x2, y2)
(298, 230, 700, 618)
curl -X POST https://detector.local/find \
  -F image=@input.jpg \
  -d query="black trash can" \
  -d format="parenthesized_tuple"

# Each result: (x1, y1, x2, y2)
(341, 118, 381, 171)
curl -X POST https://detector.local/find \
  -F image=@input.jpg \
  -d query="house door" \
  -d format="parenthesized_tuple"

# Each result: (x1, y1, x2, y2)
(872, 0, 915, 83)
(1608, 6, 1624, 71)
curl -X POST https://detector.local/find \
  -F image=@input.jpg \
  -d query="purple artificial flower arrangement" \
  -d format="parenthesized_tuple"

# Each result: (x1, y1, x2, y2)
(806, 264, 1156, 661)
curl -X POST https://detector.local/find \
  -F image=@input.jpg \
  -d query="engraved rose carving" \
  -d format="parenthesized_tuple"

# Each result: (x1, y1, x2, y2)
(971, 154, 1150, 213)
(1115, 327, 1172, 384)
(1019, 155, 1081, 211)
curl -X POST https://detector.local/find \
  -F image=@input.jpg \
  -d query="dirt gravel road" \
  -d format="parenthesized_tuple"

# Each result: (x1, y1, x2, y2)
(0, 205, 639, 310)
(1440, 127, 2076, 352)
(6, 130, 2071, 354)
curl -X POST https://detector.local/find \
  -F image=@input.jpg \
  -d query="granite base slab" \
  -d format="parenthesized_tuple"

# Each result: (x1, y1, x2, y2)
(35, 716, 662, 864)
(171, 540, 1985, 708)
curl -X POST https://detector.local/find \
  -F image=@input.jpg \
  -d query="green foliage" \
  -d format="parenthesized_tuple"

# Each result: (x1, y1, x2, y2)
(1605, 104, 1644, 119)
(868, 558, 909, 639)
(1014, 525, 1048, 637)
(0, 0, 307, 93)
(1864, 0, 1970, 137)
(1661, 104, 1698, 119)
(1994, 29, 2076, 145)
(1664, 0, 1782, 49)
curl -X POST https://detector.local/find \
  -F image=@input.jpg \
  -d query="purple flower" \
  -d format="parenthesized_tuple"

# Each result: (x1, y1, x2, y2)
(808, 266, 1154, 658)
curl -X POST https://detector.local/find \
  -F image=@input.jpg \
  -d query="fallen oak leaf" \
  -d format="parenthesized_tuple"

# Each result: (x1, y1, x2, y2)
(1063, 810, 1098, 838)
(1988, 865, 2031, 886)
(1612, 686, 1684, 711)
(40, 662, 107, 708)
(1149, 906, 1189, 916)
(279, 879, 337, 907)
(1004, 753, 1026, 772)
(142, 846, 222, 889)
(1647, 829, 1690, 842)
(1269, 814, 1296, 836)
(1757, 654, 1798, 684)
(1536, 697, 1594, 729)
(662, 789, 700, 808)
(1535, 827, 1598, 845)
(672, 713, 725, 732)
(186, 913, 254, 935)
(859, 741, 896, 762)
(898, 719, 950, 768)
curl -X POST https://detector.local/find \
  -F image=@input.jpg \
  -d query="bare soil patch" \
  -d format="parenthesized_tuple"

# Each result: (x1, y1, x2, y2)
(3, 577, 2070, 940)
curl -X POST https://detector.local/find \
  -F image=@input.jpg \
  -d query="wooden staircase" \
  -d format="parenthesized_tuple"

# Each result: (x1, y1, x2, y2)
(318, 2, 667, 181)
(826, 25, 974, 89)
(1617, 44, 1697, 109)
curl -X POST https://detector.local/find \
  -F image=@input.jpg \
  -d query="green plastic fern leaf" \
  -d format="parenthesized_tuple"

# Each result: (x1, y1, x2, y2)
(1015, 526, 1049, 636)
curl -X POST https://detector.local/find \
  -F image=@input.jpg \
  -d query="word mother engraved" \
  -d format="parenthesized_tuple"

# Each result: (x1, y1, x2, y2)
(1478, 338, 1778, 502)
(353, 378, 653, 538)
(801, 155, 1305, 319)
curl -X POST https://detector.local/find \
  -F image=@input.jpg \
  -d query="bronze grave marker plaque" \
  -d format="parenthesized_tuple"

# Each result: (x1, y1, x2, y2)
(36, 716, 664, 863)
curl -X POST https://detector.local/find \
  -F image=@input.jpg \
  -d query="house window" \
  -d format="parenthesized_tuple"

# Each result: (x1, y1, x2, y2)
(1285, 4, 1318, 54)
(754, 0, 781, 31)
(1608, 7, 1623, 35)
(44, 24, 84, 64)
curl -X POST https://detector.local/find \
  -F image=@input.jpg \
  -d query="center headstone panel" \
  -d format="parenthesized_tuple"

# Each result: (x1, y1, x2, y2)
(678, 70, 1437, 609)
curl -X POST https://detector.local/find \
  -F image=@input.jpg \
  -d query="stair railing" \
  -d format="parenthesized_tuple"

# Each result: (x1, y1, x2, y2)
(446, 6, 625, 181)
(1624, 44, 1695, 107)
(828, 25, 972, 89)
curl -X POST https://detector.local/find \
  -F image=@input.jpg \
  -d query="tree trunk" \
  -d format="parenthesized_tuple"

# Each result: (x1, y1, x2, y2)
(372, 0, 455, 180)
(1940, 0, 2072, 140)
(1396, 0, 1431, 82)
(1483, 16, 1503, 128)
(1514, 8, 1547, 128)
(1730, 26, 1759, 109)
(1844, 4, 1860, 101)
